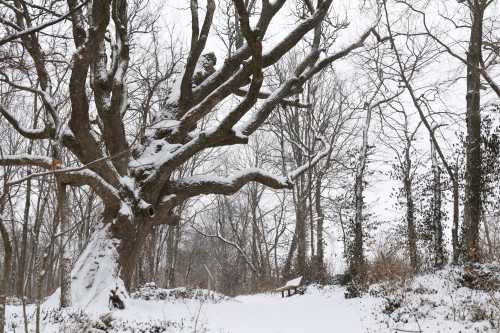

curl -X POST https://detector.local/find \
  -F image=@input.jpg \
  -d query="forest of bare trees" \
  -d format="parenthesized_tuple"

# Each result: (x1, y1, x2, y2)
(0, 0, 498, 331)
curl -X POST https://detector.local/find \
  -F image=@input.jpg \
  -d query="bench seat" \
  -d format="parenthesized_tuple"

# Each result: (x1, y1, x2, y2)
(276, 276, 304, 297)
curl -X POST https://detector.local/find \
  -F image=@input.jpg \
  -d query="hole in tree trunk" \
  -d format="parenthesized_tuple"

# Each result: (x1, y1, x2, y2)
(148, 207, 155, 217)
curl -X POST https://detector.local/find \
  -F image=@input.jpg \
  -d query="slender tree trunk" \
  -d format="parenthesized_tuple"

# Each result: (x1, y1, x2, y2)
(308, 172, 315, 259)
(431, 139, 445, 268)
(351, 102, 373, 281)
(166, 225, 179, 288)
(351, 202, 364, 278)
(36, 251, 48, 333)
(17, 175, 30, 298)
(404, 174, 418, 271)
(18, 109, 39, 299)
(27, 185, 48, 299)
(57, 181, 72, 307)
(314, 176, 325, 282)
(462, 2, 484, 263)
(0, 188, 12, 333)
(452, 164, 460, 264)
(283, 231, 297, 280)
(45, 195, 61, 293)
(295, 193, 307, 278)
(172, 226, 181, 285)
(483, 214, 494, 259)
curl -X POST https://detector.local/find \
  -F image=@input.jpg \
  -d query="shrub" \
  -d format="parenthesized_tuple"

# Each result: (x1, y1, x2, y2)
(367, 249, 413, 285)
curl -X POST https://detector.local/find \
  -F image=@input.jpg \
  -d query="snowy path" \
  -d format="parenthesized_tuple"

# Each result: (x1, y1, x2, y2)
(115, 286, 383, 333)
(204, 288, 380, 333)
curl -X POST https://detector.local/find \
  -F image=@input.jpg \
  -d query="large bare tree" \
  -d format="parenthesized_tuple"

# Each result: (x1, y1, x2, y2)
(0, 0, 380, 306)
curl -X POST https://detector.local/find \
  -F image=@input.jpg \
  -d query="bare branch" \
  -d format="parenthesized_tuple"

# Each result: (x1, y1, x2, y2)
(192, 223, 257, 273)
(179, 0, 216, 112)
(0, 0, 90, 47)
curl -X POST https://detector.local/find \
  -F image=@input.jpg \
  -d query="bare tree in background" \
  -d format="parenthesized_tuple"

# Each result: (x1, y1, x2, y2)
(383, 0, 465, 264)
(393, 0, 497, 262)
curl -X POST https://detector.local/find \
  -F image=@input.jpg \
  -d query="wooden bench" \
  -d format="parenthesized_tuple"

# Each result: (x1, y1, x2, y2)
(276, 276, 304, 298)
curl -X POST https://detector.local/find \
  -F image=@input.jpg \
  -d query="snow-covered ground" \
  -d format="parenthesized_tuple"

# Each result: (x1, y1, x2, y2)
(5, 267, 500, 332)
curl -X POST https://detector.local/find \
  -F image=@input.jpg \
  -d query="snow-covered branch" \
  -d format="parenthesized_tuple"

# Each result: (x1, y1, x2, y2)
(288, 138, 333, 180)
(233, 89, 311, 109)
(0, 154, 53, 169)
(302, 27, 376, 81)
(0, 105, 54, 140)
(167, 168, 293, 198)
(58, 170, 121, 210)
(2, 152, 125, 210)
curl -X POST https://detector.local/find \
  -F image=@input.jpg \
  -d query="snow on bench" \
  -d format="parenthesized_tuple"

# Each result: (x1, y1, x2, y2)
(276, 276, 304, 298)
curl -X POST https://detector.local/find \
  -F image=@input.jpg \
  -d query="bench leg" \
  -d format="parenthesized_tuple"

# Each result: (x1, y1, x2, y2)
(287, 289, 291, 297)
(281, 291, 284, 298)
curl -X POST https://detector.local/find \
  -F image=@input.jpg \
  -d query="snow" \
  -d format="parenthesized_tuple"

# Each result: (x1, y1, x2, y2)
(118, 201, 132, 218)
(119, 176, 135, 191)
(5, 267, 500, 332)
(129, 139, 181, 173)
(51, 286, 381, 333)
(175, 168, 290, 190)
(282, 276, 302, 288)
(193, 287, 378, 333)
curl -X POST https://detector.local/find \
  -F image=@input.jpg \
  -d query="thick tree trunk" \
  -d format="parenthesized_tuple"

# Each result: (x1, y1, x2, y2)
(43, 206, 153, 311)
(462, 2, 484, 263)
(62, 222, 127, 311)
(111, 213, 152, 291)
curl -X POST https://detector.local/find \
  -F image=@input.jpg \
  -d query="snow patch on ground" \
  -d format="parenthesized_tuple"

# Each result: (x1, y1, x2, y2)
(132, 282, 230, 303)
(368, 267, 500, 332)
